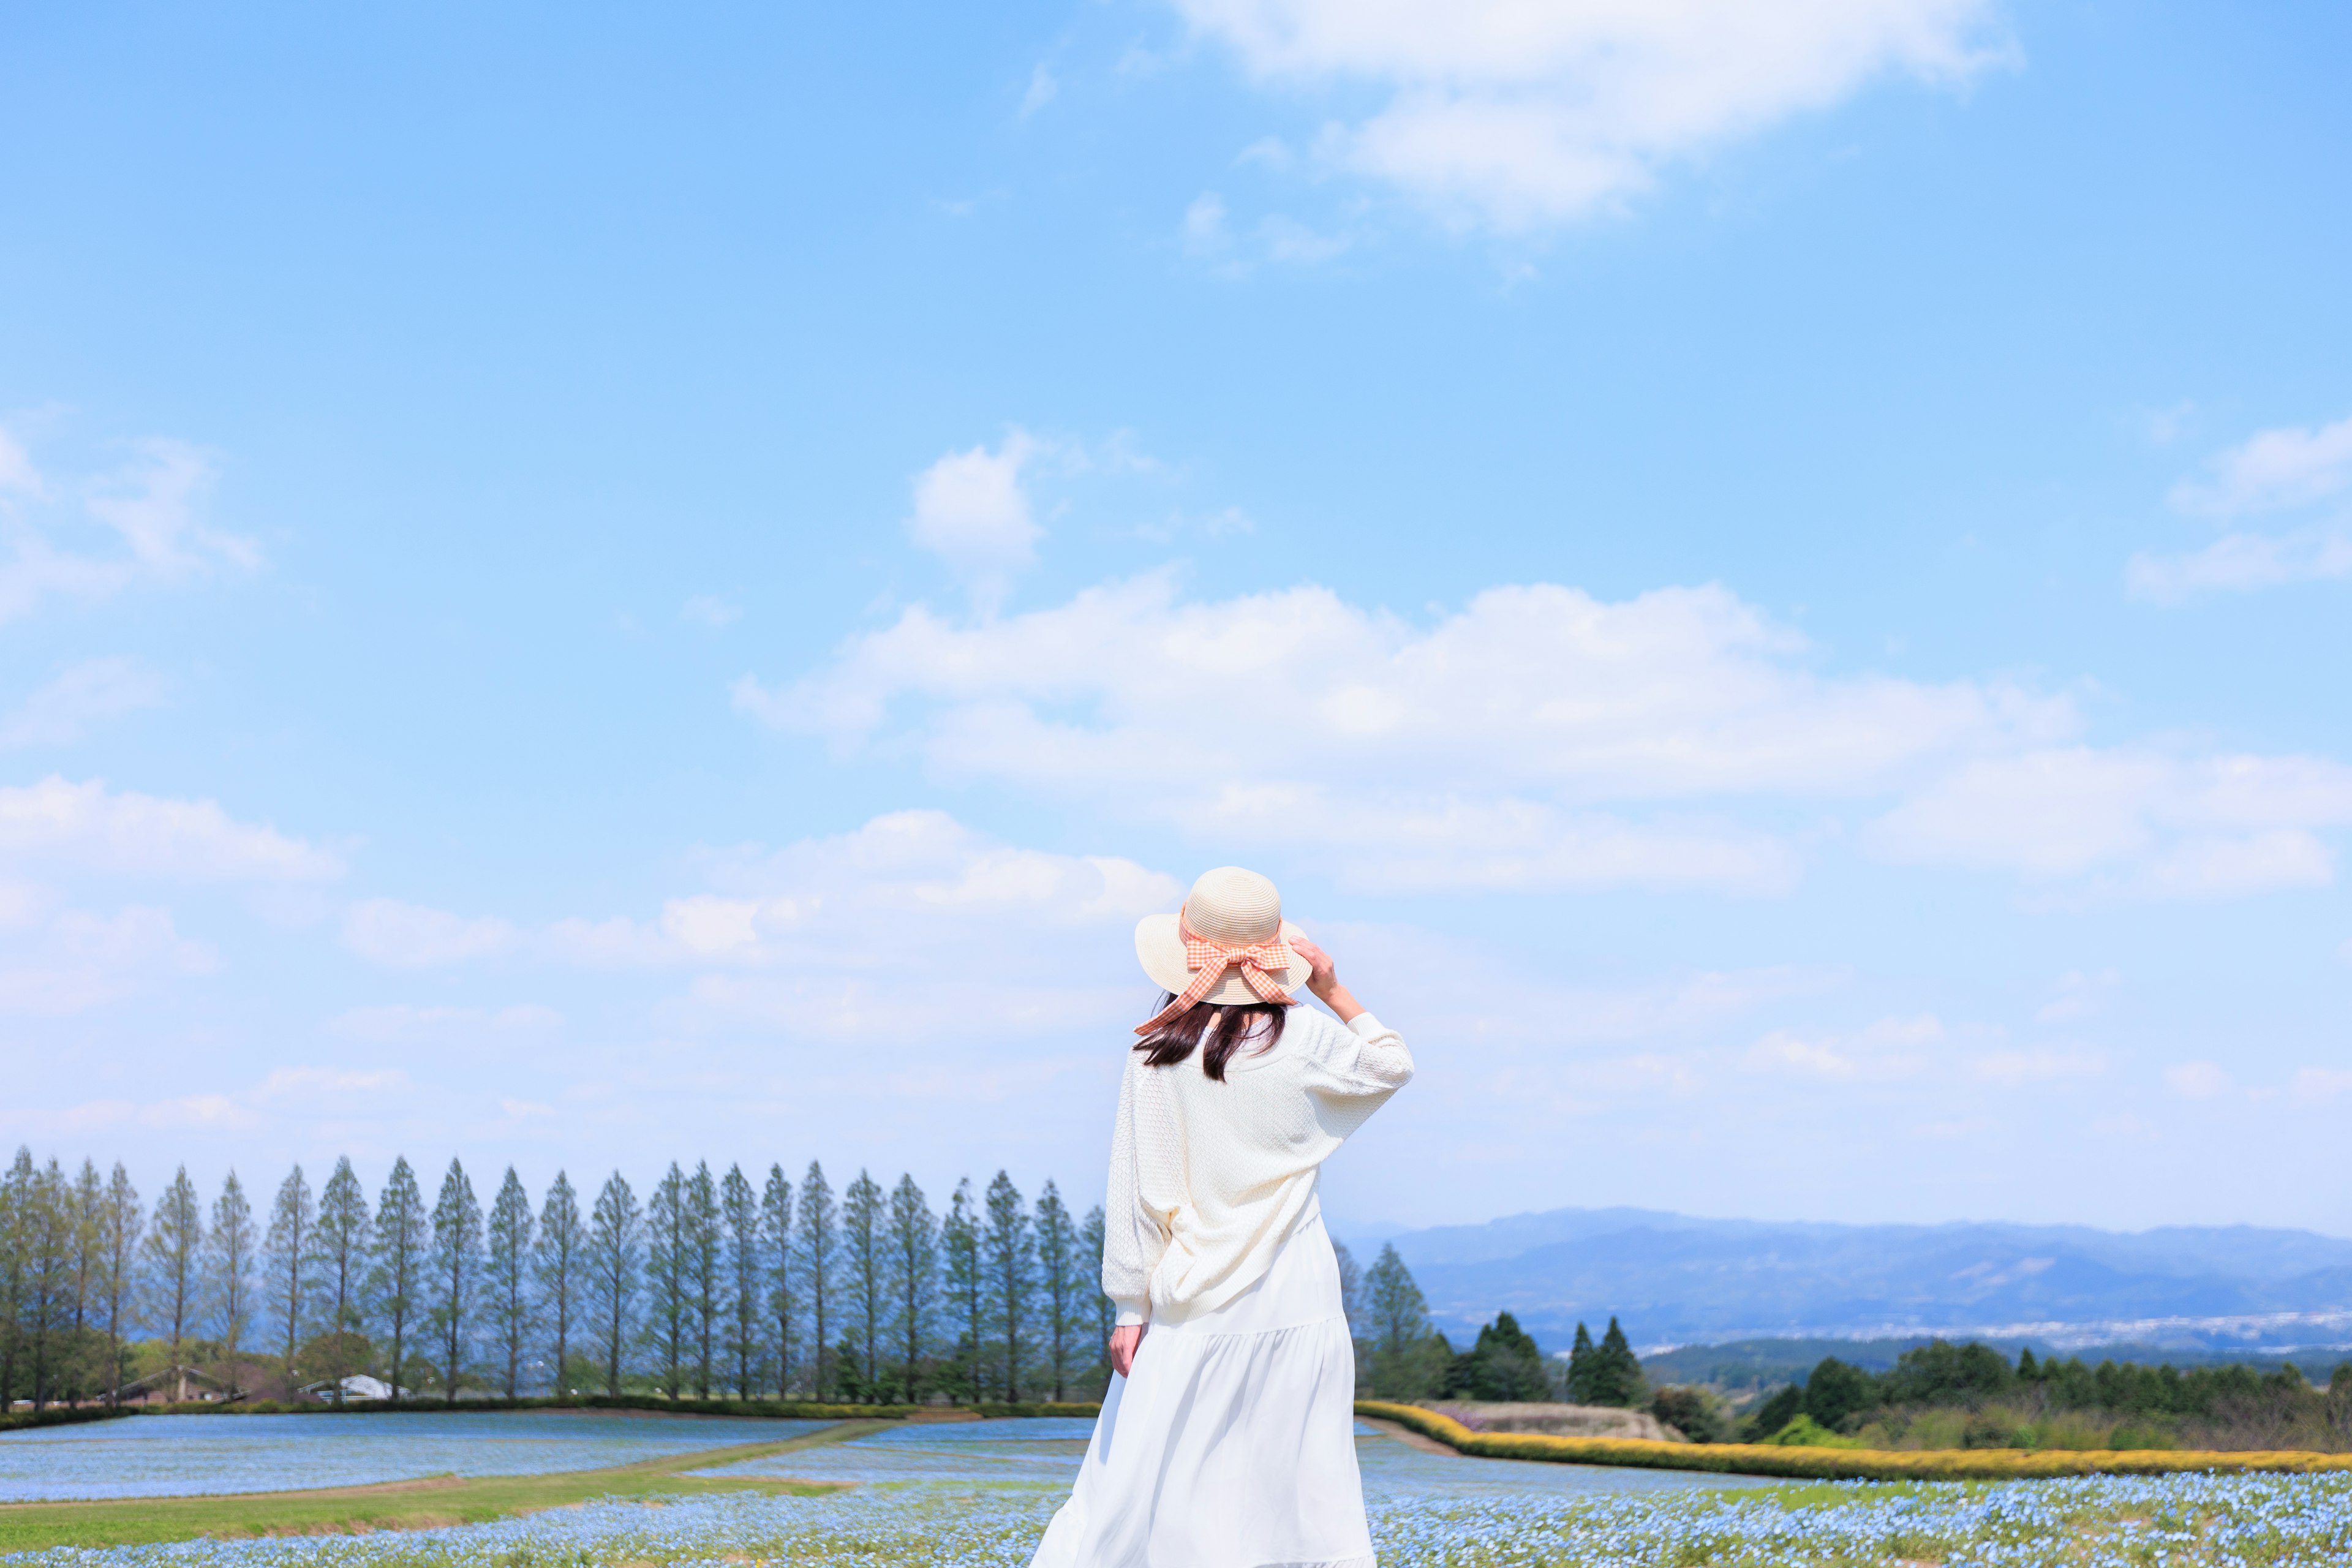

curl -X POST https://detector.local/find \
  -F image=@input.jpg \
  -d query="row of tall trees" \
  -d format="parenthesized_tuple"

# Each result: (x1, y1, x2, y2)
(0, 1149, 1117, 1408)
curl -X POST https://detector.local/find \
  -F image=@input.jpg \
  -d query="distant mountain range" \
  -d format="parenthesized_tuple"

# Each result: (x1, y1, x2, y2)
(1341, 1206, 2352, 1359)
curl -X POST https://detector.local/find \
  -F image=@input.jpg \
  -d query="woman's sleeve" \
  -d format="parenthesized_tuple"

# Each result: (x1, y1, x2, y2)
(1305, 1012, 1415, 1134)
(1100, 1055, 1165, 1327)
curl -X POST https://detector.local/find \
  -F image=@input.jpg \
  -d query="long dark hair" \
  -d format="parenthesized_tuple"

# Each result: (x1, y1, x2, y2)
(1134, 993, 1288, 1082)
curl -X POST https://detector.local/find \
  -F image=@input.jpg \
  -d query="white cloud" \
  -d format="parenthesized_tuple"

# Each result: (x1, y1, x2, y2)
(2291, 1067, 2352, 1103)
(2127, 529, 2352, 603)
(326, 1005, 561, 1043)
(83, 439, 259, 574)
(1967, 1048, 2103, 1086)
(342, 900, 518, 968)
(682, 595, 742, 628)
(1868, 748, 2352, 897)
(744, 573, 2352, 901)
(1171, 0, 2007, 230)
(1020, 63, 1059, 117)
(0, 429, 39, 496)
(0, 432, 258, 622)
(906, 431, 1042, 589)
(2169, 413, 2352, 518)
(0, 904, 216, 1014)
(0, 658, 168, 747)
(2132, 414, 2352, 603)
(1180, 191, 1351, 271)
(1746, 1014, 1943, 1080)
(740, 573, 2071, 893)
(2035, 968, 2119, 1023)
(255, 1065, 407, 1098)
(1293, 916, 1847, 1048)
(0, 776, 340, 881)
(2163, 1060, 2231, 1099)
(328, 812, 1181, 1046)
(1185, 192, 1231, 254)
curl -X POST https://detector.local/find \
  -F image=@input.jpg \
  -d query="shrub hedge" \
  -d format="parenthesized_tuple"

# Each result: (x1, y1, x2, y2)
(0, 1406, 132, 1433)
(1355, 1400, 2352, 1480)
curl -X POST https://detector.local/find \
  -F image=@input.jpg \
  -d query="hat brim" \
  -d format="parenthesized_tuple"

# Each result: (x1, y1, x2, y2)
(1134, 913, 1311, 1005)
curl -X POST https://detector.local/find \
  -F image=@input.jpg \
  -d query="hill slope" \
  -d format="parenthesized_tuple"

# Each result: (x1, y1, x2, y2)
(1345, 1208, 2352, 1355)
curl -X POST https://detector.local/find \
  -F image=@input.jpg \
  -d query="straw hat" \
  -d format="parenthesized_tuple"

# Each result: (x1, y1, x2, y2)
(1134, 866, 1311, 1005)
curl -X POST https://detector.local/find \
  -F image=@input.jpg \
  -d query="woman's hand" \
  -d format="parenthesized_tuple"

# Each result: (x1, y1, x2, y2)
(1109, 1323, 1146, 1378)
(1287, 935, 1365, 1022)
(1290, 934, 1338, 992)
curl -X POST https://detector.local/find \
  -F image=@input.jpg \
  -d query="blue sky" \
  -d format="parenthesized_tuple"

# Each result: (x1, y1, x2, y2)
(2, 0, 2347, 1238)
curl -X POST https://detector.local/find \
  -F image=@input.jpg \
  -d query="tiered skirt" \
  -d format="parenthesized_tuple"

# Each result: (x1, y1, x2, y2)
(1030, 1206, 1373, 1568)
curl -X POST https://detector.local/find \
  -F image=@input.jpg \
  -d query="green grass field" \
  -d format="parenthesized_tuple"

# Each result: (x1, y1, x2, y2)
(0, 1421, 878, 1554)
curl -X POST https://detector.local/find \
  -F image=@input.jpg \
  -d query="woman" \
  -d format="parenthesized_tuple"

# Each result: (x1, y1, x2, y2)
(1031, 866, 1414, 1568)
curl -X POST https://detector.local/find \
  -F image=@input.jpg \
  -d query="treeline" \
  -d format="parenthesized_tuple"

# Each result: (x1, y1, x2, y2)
(1749, 1340, 2352, 1452)
(1336, 1242, 1732, 1435)
(0, 1148, 1113, 1410)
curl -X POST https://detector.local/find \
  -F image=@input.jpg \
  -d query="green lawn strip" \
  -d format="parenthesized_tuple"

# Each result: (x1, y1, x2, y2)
(0, 1421, 889, 1553)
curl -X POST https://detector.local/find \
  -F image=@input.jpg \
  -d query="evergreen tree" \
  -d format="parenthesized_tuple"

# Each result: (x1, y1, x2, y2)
(1079, 1204, 1110, 1390)
(887, 1174, 937, 1401)
(534, 1172, 582, 1398)
(309, 1157, 372, 1401)
(587, 1172, 643, 1395)
(842, 1170, 885, 1396)
(760, 1166, 794, 1394)
(98, 1164, 140, 1404)
(146, 1166, 205, 1402)
(1565, 1322, 1597, 1403)
(1363, 1243, 1448, 1400)
(426, 1159, 484, 1404)
(263, 1166, 314, 1382)
(208, 1170, 256, 1398)
(1453, 1310, 1550, 1402)
(799, 1162, 836, 1397)
(66, 1160, 104, 1404)
(720, 1164, 762, 1396)
(1333, 1239, 1365, 1342)
(372, 1157, 428, 1403)
(1033, 1180, 1076, 1401)
(1588, 1316, 1645, 1408)
(981, 1171, 1033, 1400)
(22, 1158, 70, 1408)
(485, 1167, 535, 1400)
(644, 1163, 689, 1398)
(940, 1178, 982, 1402)
(688, 1162, 720, 1398)
(0, 1150, 29, 1407)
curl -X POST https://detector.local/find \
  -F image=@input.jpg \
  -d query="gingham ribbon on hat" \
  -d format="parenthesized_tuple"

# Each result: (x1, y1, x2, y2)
(1135, 908, 1302, 1036)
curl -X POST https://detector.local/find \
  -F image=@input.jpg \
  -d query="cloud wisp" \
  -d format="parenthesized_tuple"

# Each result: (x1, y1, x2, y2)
(2130, 412, 2352, 603)
(0, 658, 168, 747)
(335, 810, 1182, 1046)
(0, 776, 341, 883)
(0, 429, 257, 623)
(1170, 0, 2008, 231)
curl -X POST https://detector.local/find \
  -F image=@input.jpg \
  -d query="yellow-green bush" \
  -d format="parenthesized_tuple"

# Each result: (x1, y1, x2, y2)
(1355, 1400, 2352, 1481)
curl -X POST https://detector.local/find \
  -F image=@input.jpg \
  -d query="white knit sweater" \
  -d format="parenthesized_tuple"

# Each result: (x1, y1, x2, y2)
(1101, 1007, 1413, 1327)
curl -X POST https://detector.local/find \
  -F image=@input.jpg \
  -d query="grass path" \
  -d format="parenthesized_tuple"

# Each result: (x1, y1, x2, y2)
(0, 1421, 885, 1553)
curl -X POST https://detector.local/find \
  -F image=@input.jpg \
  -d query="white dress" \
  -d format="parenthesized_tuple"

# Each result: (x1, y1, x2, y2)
(1032, 1010, 1411, 1568)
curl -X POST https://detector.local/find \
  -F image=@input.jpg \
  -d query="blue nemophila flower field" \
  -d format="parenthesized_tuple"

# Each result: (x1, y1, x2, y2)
(0, 1415, 837, 1503)
(8, 1420, 2351, 1567)
(13, 1473, 2352, 1568)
